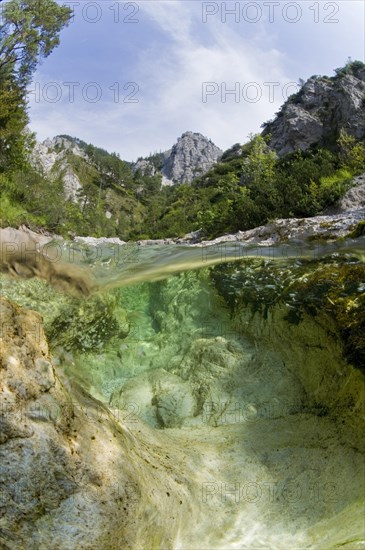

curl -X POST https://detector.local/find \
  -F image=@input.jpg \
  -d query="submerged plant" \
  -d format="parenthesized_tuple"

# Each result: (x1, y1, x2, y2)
(47, 292, 130, 353)
(290, 263, 365, 369)
(211, 258, 365, 372)
(347, 221, 365, 239)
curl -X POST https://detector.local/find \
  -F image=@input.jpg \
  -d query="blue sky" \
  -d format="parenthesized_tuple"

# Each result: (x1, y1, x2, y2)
(28, 0, 365, 161)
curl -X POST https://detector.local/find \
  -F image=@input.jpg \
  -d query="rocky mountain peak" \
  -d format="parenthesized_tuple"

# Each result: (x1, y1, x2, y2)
(133, 131, 223, 185)
(262, 61, 365, 156)
(161, 131, 223, 184)
(42, 135, 87, 157)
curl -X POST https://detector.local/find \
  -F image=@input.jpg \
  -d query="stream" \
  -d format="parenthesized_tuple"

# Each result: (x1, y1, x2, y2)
(0, 232, 364, 549)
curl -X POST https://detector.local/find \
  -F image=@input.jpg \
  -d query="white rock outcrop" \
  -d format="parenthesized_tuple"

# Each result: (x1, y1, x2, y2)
(30, 137, 87, 201)
(262, 68, 365, 156)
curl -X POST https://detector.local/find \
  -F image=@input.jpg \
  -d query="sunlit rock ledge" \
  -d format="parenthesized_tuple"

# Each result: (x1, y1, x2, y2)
(74, 207, 365, 246)
(194, 207, 365, 246)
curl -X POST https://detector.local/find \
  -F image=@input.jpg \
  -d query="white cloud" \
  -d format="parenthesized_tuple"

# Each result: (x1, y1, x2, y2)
(112, 1, 290, 155)
(28, 0, 364, 161)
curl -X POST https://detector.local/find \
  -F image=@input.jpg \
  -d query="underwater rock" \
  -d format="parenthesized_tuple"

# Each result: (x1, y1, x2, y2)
(0, 297, 201, 549)
(1, 263, 365, 548)
(233, 302, 365, 453)
(110, 368, 196, 428)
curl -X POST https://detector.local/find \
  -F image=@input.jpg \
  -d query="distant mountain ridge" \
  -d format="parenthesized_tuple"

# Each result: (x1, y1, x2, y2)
(33, 61, 365, 199)
(31, 131, 223, 201)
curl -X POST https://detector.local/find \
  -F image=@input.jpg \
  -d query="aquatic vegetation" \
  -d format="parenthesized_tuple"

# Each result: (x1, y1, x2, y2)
(288, 263, 365, 369)
(0, 274, 134, 353)
(211, 257, 365, 371)
(47, 292, 130, 353)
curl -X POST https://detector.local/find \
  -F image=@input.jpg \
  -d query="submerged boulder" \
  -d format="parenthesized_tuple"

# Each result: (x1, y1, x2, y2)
(0, 297, 198, 549)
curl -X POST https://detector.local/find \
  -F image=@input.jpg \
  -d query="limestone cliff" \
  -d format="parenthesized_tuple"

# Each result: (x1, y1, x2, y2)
(30, 136, 86, 201)
(134, 131, 223, 185)
(262, 63, 365, 156)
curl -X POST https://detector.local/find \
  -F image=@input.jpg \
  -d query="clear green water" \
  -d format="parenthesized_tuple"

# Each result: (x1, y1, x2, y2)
(39, 236, 365, 291)
(1, 237, 364, 549)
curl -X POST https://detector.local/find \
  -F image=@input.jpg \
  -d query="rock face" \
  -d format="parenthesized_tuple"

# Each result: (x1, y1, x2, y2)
(262, 66, 365, 156)
(133, 157, 157, 177)
(161, 131, 223, 184)
(0, 296, 201, 549)
(31, 136, 86, 201)
(133, 131, 223, 185)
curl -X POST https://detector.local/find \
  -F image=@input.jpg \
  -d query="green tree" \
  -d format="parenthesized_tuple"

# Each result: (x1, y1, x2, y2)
(0, 0, 71, 84)
(0, 0, 71, 227)
(334, 59, 365, 79)
(0, 78, 29, 172)
(241, 134, 277, 188)
(0, 0, 71, 172)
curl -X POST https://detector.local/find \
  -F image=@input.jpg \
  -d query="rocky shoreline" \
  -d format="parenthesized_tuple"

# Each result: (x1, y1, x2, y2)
(6, 204, 364, 249)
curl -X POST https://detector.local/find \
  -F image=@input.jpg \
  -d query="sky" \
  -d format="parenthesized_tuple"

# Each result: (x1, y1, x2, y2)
(27, 0, 365, 161)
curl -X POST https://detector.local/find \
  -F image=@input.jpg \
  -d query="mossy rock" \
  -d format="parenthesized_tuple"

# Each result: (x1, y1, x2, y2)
(347, 221, 365, 238)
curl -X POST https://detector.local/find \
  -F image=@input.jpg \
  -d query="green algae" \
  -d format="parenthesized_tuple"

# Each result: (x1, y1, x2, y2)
(0, 275, 66, 327)
(210, 258, 365, 372)
(0, 275, 131, 353)
(289, 263, 365, 369)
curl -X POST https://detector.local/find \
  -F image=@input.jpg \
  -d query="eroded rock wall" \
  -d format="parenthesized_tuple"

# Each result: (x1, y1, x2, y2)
(262, 70, 365, 156)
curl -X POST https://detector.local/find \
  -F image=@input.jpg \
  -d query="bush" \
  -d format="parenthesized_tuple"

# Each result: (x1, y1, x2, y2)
(337, 130, 365, 173)
(0, 193, 27, 226)
(317, 168, 353, 207)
